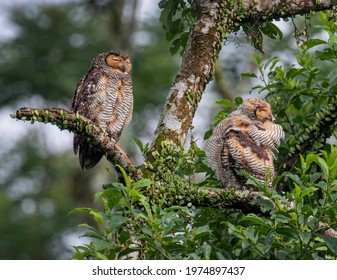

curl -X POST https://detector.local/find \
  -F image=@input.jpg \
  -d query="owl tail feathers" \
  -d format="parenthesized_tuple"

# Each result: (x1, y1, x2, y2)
(73, 135, 103, 170)
(79, 144, 103, 170)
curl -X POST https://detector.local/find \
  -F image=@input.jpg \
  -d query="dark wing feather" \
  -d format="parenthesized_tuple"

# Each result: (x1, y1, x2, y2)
(72, 67, 105, 170)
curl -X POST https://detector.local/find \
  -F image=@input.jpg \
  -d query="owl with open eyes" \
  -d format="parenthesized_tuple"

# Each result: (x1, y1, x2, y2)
(205, 98, 284, 190)
(71, 51, 133, 170)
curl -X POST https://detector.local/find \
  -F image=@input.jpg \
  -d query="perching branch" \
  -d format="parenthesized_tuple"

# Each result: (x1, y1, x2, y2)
(148, 0, 336, 160)
(12, 106, 267, 212)
(13, 106, 267, 213)
(148, 182, 265, 213)
(13, 107, 142, 180)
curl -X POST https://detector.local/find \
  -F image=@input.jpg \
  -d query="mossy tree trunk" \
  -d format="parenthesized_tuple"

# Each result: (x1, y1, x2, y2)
(147, 0, 336, 160)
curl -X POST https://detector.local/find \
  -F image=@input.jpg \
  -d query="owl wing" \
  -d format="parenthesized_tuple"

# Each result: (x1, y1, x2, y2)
(205, 116, 251, 188)
(72, 67, 117, 169)
(72, 67, 114, 119)
(206, 116, 276, 189)
(223, 130, 275, 188)
(250, 121, 284, 150)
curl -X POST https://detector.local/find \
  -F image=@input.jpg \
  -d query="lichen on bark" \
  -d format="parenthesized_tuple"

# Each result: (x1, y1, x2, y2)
(148, 0, 235, 159)
(148, 0, 337, 162)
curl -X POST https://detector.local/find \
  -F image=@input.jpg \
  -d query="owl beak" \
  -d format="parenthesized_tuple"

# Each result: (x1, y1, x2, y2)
(270, 114, 275, 121)
(122, 63, 127, 73)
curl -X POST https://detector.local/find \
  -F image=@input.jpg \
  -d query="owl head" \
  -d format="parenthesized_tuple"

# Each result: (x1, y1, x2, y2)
(93, 51, 132, 74)
(238, 98, 274, 122)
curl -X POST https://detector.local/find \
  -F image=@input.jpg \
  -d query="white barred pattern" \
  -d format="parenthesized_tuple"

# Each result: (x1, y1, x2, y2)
(72, 51, 133, 170)
(205, 98, 284, 190)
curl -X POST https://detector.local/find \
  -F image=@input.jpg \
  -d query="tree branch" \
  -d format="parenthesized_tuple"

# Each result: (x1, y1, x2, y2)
(13, 107, 142, 180)
(148, 0, 335, 160)
(241, 0, 335, 21)
(147, 183, 264, 214)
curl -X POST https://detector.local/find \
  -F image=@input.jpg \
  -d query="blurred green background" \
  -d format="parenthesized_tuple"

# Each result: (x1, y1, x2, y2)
(0, 0, 309, 259)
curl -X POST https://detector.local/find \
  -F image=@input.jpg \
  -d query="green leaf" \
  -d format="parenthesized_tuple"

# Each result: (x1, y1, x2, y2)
(120, 231, 131, 243)
(304, 154, 319, 174)
(301, 187, 318, 198)
(78, 223, 98, 232)
(299, 231, 311, 245)
(132, 179, 153, 189)
(203, 244, 212, 259)
(272, 211, 292, 222)
(316, 157, 329, 179)
(318, 234, 337, 254)
(251, 54, 263, 66)
(250, 198, 275, 212)
(276, 226, 296, 238)
(134, 137, 144, 151)
(90, 210, 104, 225)
(260, 21, 283, 40)
(246, 227, 258, 243)
(194, 225, 211, 240)
(115, 165, 131, 188)
(283, 172, 304, 187)
(170, 38, 181, 55)
(286, 68, 306, 79)
(215, 99, 233, 108)
(234, 96, 243, 106)
(240, 72, 257, 79)
(82, 231, 103, 239)
(263, 56, 280, 70)
(108, 214, 129, 229)
(239, 214, 265, 225)
(305, 38, 326, 50)
(93, 239, 111, 252)
(95, 252, 109, 260)
(94, 191, 104, 203)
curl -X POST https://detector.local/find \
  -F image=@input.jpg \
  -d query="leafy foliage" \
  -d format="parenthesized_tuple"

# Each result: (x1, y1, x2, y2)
(158, 0, 196, 55)
(240, 11, 337, 178)
(72, 146, 337, 259)
(242, 21, 283, 53)
(72, 10, 337, 260)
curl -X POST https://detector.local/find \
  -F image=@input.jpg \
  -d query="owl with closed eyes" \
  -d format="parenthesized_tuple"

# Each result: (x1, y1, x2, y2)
(71, 51, 133, 170)
(205, 98, 284, 190)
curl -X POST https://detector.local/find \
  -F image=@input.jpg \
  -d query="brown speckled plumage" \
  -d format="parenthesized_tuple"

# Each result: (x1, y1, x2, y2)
(205, 98, 284, 189)
(71, 51, 133, 170)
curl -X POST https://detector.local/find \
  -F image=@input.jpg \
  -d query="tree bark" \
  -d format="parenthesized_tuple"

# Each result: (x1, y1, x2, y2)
(148, 0, 336, 160)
